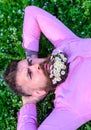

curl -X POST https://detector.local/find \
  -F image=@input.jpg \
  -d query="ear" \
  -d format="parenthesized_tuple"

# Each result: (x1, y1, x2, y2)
(32, 90, 47, 98)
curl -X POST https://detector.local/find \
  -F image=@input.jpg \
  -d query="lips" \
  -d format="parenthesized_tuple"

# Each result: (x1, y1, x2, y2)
(44, 63, 50, 73)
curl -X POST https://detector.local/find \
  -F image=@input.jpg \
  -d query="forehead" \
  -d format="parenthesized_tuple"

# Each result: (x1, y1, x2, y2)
(16, 60, 29, 84)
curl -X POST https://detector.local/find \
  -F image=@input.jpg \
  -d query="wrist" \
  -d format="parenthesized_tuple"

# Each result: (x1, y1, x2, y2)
(23, 101, 37, 105)
(27, 55, 38, 58)
(19, 103, 36, 118)
(25, 49, 38, 58)
(22, 96, 38, 105)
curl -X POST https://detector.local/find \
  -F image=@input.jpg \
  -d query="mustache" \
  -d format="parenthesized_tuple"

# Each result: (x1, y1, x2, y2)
(39, 55, 51, 77)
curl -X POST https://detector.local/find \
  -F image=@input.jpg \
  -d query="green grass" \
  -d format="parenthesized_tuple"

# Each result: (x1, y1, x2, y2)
(0, 0, 91, 129)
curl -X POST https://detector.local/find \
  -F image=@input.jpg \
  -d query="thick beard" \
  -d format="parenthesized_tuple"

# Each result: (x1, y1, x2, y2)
(39, 54, 69, 89)
(39, 56, 55, 91)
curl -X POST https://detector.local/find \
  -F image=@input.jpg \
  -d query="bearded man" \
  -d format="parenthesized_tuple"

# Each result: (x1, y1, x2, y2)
(3, 6, 91, 130)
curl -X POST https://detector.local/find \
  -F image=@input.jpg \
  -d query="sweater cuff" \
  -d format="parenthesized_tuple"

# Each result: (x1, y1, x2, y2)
(25, 49, 38, 58)
(22, 38, 39, 52)
(18, 104, 37, 121)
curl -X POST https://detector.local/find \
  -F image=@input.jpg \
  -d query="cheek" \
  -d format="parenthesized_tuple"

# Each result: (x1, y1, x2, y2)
(18, 73, 29, 87)
(38, 75, 47, 86)
(32, 71, 47, 87)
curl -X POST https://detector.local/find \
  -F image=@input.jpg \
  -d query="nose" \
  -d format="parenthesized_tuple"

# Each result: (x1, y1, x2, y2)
(34, 64, 40, 70)
(29, 64, 41, 71)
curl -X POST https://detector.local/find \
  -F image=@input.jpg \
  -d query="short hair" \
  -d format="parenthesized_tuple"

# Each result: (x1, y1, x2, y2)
(3, 60, 31, 96)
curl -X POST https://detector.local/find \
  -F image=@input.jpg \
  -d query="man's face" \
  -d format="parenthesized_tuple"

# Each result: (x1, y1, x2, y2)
(16, 58, 51, 96)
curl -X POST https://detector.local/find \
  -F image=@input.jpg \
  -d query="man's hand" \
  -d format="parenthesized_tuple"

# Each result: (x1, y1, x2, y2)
(25, 49, 38, 58)
(22, 96, 39, 105)
(22, 92, 47, 105)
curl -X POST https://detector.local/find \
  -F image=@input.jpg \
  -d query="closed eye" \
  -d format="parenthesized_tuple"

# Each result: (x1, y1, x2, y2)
(28, 68, 32, 79)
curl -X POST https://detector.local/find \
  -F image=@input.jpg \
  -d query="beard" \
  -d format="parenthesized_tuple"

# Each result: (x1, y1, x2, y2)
(39, 56, 51, 78)
(39, 52, 69, 88)
(39, 56, 55, 92)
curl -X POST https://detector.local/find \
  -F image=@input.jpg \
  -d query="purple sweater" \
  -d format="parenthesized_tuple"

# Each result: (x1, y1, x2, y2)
(17, 6, 91, 130)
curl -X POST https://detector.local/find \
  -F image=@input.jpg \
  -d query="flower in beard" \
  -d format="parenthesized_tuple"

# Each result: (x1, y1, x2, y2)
(49, 51, 69, 86)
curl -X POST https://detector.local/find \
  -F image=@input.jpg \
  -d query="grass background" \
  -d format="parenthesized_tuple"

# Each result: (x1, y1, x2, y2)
(0, 0, 91, 129)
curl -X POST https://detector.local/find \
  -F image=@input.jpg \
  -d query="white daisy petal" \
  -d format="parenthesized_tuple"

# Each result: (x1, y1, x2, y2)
(61, 71, 65, 75)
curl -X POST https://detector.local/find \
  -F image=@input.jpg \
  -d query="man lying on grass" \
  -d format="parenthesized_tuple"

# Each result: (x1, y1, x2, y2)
(3, 6, 91, 130)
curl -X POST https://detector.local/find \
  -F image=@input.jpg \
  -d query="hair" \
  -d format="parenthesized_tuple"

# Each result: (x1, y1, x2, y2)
(3, 60, 31, 96)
